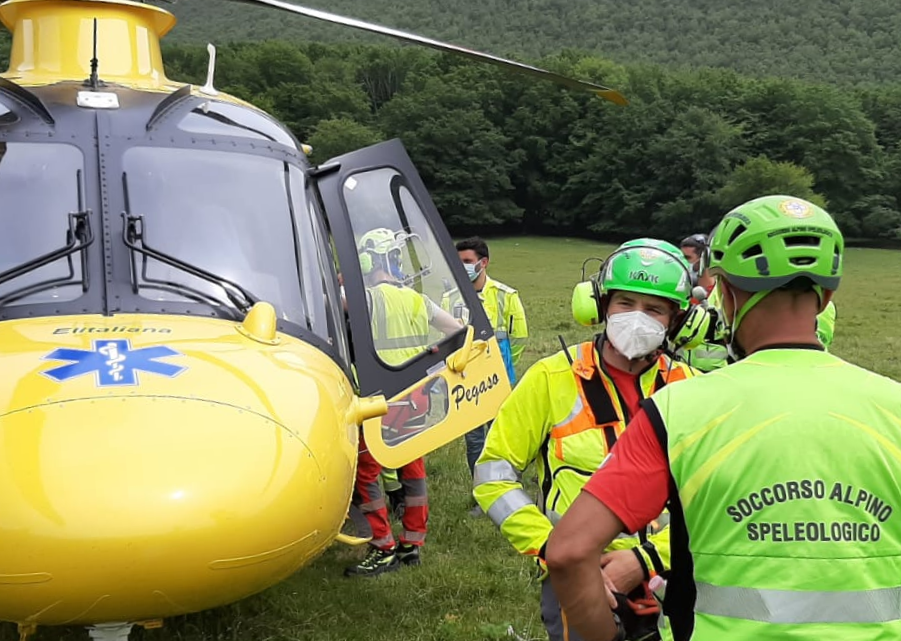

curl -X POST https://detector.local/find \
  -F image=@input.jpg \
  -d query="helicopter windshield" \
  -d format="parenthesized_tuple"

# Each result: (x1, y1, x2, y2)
(0, 99, 16, 126)
(178, 102, 298, 148)
(0, 142, 88, 307)
(122, 147, 329, 338)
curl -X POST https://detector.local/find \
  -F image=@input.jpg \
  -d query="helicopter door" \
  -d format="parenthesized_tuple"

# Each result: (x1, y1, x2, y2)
(313, 139, 512, 468)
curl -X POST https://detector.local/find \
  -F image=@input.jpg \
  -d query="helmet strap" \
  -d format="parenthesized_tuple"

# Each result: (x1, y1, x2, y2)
(812, 284, 826, 308)
(727, 289, 769, 359)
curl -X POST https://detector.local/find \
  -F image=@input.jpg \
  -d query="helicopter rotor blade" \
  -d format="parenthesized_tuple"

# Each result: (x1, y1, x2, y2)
(227, 0, 627, 105)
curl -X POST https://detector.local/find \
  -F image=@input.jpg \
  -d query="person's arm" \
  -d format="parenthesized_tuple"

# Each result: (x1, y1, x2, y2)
(547, 408, 671, 641)
(473, 363, 554, 560)
(507, 289, 528, 366)
(599, 519, 669, 595)
(549, 493, 628, 641)
(426, 298, 464, 335)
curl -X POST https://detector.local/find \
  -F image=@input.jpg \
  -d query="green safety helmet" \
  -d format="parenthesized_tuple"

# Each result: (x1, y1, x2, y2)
(599, 242, 693, 310)
(572, 239, 693, 327)
(703, 195, 843, 293)
(610, 241, 712, 350)
(358, 227, 402, 275)
(620, 237, 686, 262)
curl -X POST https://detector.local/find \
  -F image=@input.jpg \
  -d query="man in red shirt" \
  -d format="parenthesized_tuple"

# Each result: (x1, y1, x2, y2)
(472, 239, 700, 641)
(544, 196, 873, 641)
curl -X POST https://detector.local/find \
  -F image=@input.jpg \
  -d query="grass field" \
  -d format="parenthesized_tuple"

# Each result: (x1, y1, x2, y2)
(5, 237, 901, 641)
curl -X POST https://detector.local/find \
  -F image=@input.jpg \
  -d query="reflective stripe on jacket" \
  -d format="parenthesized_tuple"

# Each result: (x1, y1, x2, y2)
(367, 283, 432, 366)
(442, 276, 528, 366)
(474, 340, 696, 573)
(650, 348, 901, 640)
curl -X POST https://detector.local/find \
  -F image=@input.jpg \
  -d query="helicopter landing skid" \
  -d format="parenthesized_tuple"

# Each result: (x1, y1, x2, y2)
(87, 623, 133, 641)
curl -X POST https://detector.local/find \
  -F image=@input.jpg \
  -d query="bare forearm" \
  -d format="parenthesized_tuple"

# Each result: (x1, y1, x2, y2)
(431, 306, 464, 335)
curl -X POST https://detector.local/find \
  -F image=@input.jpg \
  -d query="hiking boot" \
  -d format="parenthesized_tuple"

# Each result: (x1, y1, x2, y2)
(343, 546, 400, 578)
(396, 543, 421, 566)
(468, 504, 484, 518)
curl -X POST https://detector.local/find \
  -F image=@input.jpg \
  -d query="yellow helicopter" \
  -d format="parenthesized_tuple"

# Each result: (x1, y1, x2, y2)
(0, 0, 625, 639)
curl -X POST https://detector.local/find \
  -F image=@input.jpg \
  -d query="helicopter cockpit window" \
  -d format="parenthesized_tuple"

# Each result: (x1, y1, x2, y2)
(0, 97, 18, 126)
(178, 101, 298, 149)
(342, 167, 467, 369)
(0, 143, 88, 307)
(122, 148, 330, 341)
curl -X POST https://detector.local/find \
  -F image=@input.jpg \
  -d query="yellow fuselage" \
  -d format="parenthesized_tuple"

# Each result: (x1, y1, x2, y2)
(0, 314, 358, 625)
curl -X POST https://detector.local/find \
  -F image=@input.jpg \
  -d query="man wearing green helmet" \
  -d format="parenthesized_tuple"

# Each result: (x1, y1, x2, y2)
(345, 227, 461, 578)
(473, 239, 699, 641)
(548, 195, 901, 641)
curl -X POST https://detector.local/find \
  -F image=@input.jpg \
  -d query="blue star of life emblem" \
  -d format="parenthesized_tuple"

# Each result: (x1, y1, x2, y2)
(42, 339, 186, 387)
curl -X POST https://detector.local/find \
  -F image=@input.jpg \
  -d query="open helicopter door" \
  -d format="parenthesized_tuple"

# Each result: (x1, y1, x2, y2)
(313, 138, 512, 468)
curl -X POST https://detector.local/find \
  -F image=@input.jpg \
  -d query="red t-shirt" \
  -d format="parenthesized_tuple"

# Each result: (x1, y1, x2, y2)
(603, 362, 641, 419)
(583, 407, 671, 533)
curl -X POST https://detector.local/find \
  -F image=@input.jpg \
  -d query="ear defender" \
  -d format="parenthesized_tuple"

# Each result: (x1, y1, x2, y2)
(668, 304, 712, 351)
(359, 251, 373, 275)
(572, 279, 604, 326)
(572, 256, 609, 327)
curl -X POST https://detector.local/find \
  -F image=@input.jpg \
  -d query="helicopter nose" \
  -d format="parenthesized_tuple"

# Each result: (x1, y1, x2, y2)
(0, 394, 353, 625)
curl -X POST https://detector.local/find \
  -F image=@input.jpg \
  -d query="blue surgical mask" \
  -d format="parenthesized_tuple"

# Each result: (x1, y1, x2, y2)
(389, 263, 405, 281)
(464, 261, 483, 282)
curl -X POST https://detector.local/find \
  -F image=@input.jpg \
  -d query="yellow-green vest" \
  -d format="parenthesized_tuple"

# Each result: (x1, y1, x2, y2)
(648, 348, 901, 640)
(368, 283, 430, 366)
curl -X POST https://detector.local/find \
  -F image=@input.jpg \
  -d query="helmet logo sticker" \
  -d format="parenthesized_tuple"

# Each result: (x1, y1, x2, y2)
(638, 248, 659, 265)
(629, 270, 659, 284)
(779, 199, 813, 219)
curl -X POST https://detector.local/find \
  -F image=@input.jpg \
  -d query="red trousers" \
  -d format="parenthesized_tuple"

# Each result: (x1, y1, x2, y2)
(355, 430, 428, 549)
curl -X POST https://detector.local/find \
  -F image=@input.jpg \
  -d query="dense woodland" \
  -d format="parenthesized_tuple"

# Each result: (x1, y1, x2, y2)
(167, 0, 901, 86)
(165, 42, 901, 240)
(1, 4, 901, 240)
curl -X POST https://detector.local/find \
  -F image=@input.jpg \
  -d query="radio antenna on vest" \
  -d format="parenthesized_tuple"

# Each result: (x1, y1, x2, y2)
(558, 335, 574, 366)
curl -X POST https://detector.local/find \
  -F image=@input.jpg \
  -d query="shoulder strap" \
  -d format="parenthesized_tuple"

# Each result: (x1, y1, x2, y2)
(642, 397, 696, 641)
(574, 341, 621, 450)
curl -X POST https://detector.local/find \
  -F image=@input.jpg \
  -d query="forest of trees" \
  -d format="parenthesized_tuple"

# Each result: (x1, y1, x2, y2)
(167, 0, 901, 85)
(158, 41, 900, 241)
(2, 4, 901, 241)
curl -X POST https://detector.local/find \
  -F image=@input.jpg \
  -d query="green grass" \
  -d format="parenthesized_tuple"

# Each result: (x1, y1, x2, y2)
(5, 237, 901, 641)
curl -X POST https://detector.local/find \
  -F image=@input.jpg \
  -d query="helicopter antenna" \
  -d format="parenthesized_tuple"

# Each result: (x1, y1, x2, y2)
(84, 18, 104, 89)
(228, 0, 627, 105)
(199, 44, 219, 96)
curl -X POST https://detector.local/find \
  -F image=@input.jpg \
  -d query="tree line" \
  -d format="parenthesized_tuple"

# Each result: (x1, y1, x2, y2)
(167, 0, 901, 86)
(161, 41, 901, 240)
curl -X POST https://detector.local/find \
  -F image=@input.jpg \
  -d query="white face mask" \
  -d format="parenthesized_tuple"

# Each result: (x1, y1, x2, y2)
(606, 310, 667, 360)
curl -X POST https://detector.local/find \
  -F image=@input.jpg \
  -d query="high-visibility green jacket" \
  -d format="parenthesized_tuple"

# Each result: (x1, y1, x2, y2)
(681, 290, 839, 369)
(647, 347, 901, 640)
(474, 340, 696, 578)
(680, 286, 729, 372)
(816, 301, 837, 349)
(442, 276, 528, 366)
(367, 282, 434, 366)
